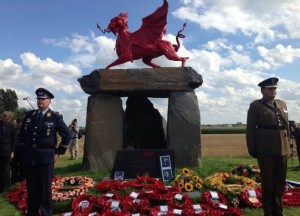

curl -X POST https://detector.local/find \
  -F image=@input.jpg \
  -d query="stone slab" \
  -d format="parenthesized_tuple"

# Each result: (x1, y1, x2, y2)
(78, 67, 203, 97)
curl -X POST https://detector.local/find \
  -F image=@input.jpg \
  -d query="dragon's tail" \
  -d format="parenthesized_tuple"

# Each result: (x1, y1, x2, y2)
(173, 23, 187, 52)
(96, 23, 111, 34)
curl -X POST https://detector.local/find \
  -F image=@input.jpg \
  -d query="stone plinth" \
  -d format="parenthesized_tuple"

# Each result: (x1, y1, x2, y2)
(78, 67, 203, 97)
(167, 92, 201, 167)
(79, 67, 203, 171)
(82, 94, 123, 171)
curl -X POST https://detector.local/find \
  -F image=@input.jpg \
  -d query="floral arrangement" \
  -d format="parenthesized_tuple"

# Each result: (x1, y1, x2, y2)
(170, 167, 204, 192)
(201, 191, 243, 215)
(6, 181, 27, 212)
(203, 172, 260, 207)
(62, 178, 242, 215)
(283, 188, 300, 206)
(6, 176, 95, 214)
(239, 187, 262, 208)
(52, 176, 95, 201)
(6, 166, 300, 215)
(232, 164, 261, 183)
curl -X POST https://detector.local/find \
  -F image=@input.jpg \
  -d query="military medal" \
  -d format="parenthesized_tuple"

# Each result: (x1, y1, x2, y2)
(47, 128, 50, 136)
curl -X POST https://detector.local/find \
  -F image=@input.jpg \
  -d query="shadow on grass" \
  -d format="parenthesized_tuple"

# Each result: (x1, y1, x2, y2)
(287, 166, 300, 172)
(54, 159, 111, 182)
(55, 163, 83, 176)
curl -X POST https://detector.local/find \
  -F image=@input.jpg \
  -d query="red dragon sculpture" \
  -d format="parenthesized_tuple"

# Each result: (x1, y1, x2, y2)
(97, 0, 189, 69)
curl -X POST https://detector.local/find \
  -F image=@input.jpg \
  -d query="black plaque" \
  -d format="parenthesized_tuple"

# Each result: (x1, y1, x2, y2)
(110, 149, 175, 179)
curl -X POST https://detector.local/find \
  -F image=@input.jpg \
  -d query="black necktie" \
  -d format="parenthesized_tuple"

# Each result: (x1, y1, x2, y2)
(37, 112, 43, 122)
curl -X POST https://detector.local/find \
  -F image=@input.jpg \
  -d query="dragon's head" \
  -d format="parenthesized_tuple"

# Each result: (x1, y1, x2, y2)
(107, 12, 128, 36)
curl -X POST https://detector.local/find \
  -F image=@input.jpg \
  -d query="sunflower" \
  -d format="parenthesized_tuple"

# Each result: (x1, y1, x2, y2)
(182, 168, 191, 176)
(178, 182, 184, 189)
(184, 182, 194, 192)
(195, 183, 202, 189)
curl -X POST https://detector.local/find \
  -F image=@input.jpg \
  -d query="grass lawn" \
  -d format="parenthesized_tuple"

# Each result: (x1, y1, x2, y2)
(1, 155, 300, 216)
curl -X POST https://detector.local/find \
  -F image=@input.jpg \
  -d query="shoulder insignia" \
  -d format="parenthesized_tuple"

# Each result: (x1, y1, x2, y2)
(52, 111, 62, 116)
(275, 99, 284, 103)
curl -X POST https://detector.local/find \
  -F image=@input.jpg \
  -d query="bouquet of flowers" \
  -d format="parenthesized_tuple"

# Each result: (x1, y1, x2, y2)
(170, 168, 204, 192)
(232, 164, 261, 183)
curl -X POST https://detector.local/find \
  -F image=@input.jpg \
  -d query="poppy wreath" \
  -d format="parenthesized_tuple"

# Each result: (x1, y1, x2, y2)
(149, 205, 175, 216)
(129, 176, 164, 190)
(147, 185, 181, 202)
(191, 203, 215, 216)
(219, 206, 243, 216)
(201, 191, 243, 216)
(95, 179, 128, 193)
(120, 193, 151, 213)
(97, 193, 122, 209)
(239, 187, 262, 208)
(201, 191, 228, 209)
(52, 176, 95, 201)
(100, 198, 128, 215)
(71, 194, 98, 215)
(100, 210, 131, 216)
(6, 181, 27, 208)
(167, 193, 193, 210)
(283, 189, 300, 206)
(286, 187, 300, 193)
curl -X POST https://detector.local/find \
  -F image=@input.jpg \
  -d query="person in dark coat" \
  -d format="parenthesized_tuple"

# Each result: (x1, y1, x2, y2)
(18, 88, 71, 216)
(290, 121, 300, 167)
(0, 111, 17, 193)
(246, 77, 290, 216)
(11, 117, 26, 185)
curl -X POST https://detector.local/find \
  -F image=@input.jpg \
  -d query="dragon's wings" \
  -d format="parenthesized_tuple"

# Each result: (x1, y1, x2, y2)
(132, 0, 168, 46)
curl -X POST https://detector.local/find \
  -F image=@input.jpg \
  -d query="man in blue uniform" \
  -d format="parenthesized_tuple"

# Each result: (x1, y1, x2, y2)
(18, 88, 71, 216)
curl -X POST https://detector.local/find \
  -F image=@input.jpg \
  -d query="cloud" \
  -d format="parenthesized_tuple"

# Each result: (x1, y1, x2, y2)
(174, 0, 300, 43)
(257, 44, 300, 68)
(0, 59, 22, 79)
(20, 52, 81, 77)
(43, 33, 94, 53)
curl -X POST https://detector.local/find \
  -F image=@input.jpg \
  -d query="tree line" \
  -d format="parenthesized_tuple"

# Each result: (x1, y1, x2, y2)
(0, 88, 28, 119)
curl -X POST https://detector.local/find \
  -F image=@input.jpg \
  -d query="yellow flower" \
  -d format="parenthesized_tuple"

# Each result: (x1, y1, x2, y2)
(178, 182, 184, 189)
(182, 168, 191, 176)
(195, 183, 202, 189)
(193, 175, 199, 182)
(184, 182, 194, 192)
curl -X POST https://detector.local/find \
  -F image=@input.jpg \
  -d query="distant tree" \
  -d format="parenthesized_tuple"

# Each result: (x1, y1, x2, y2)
(0, 88, 18, 113)
(14, 107, 29, 119)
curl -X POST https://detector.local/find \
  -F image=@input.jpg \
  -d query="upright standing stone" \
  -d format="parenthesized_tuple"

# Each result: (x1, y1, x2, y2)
(82, 94, 123, 171)
(167, 91, 201, 167)
(123, 97, 166, 149)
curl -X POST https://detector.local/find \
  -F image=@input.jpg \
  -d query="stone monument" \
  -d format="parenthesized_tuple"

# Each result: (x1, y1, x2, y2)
(78, 0, 203, 171)
(78, 67, 203, 170)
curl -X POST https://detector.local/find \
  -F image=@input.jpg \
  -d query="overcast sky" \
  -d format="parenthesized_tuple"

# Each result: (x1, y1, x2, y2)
(1, 0, 300, 126)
